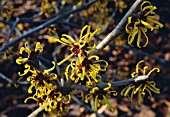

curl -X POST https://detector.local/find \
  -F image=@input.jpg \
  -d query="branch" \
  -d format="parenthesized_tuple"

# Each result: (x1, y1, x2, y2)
(0, 72, 29, 85)
(90, 0, 143, 56)
(27, 107, 44, 117)
(6, 18, 19, 43)
(0, 0, 97, 53)
(71, 75, 148, 91)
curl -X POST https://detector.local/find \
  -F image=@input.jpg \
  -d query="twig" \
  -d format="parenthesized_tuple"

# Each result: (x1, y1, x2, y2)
(15, 27, 28, 43)
(6, 18, 19, 43)
(0, 72, 29, 85)
(0, 104, 37, 116)
(100, 1, 118, 34)
(0, 0, 97, 53)
(90, 0, 143, 56)
(27, 107, 44, 117)
(52, 47, 62, 86)
(0, 72, 13, 83)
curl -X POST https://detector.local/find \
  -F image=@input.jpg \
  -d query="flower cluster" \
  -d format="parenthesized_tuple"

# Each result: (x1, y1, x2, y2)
(16, 42, 43, 66)
(54, 25, 101, 65)
(16, 42, 73, 115)
(65, 55, 108, 86)
(53, 25, 108, 86)
(121, 60, 160, 105)
(126, 1, 163, 48)
(85, 83, 117, 111)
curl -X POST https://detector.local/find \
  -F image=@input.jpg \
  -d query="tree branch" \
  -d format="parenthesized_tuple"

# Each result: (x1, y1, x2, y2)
(71, 75, 149, 91)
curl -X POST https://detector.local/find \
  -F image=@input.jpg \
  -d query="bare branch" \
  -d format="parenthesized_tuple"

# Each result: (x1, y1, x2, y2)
(71, 75, 150, 91)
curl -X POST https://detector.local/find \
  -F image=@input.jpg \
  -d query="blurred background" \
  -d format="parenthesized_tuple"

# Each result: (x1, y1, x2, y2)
(0, 0, 170, 116)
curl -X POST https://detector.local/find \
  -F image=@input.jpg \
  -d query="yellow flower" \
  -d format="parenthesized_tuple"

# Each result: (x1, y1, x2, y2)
(39, 87, 71, 112)
(85, 83, 117, 111)
(22, 61, 57, 101)
(121, 60, 160, 105)
(53, 25, 101, 65)
(126, 17, 149, 48)
(65, 55, 108, 86)
(16, 42, 43, 65)
(126, 1, 163, 48)
(140, 1, 163, 30)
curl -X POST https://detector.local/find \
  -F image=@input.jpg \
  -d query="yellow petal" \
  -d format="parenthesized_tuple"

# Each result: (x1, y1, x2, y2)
(80, 25, 89, 39)
(57, 53, 74, 66)
(35, 42, 43, 52)
(137, 29, 142, 48)
(104, 83, 111, 91)
(44, 61, 56, 74)
(16, 57, 28, 64)
(141, 28, 149, 47)
(90, 87, 99, 93)
(135, 60, 144, 74)
(94, 95, 98, 111)
(62, 34, 75, 43)
(18, 64, 31, 76)
(147, 67, 160, 76)
(134, 84, 143, 94)
(103, 95, 114, 112)
(24, 96, 37, 103)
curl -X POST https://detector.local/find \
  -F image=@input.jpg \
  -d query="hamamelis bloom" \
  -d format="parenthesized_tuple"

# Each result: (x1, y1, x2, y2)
(121, 60, 160, 105)
(21, 62, 57, 100)
(22, 62, 57, 95)
(34, 86, 71, 113)
(140, 1, 163, 30)
(85, 83, 117, 111)
(65, 56, 108, 86)
(126, 17, 148, 48)
(16, 42, 43, 65)
(126, 1, 163, 48)
(52, 25, 101, 65)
